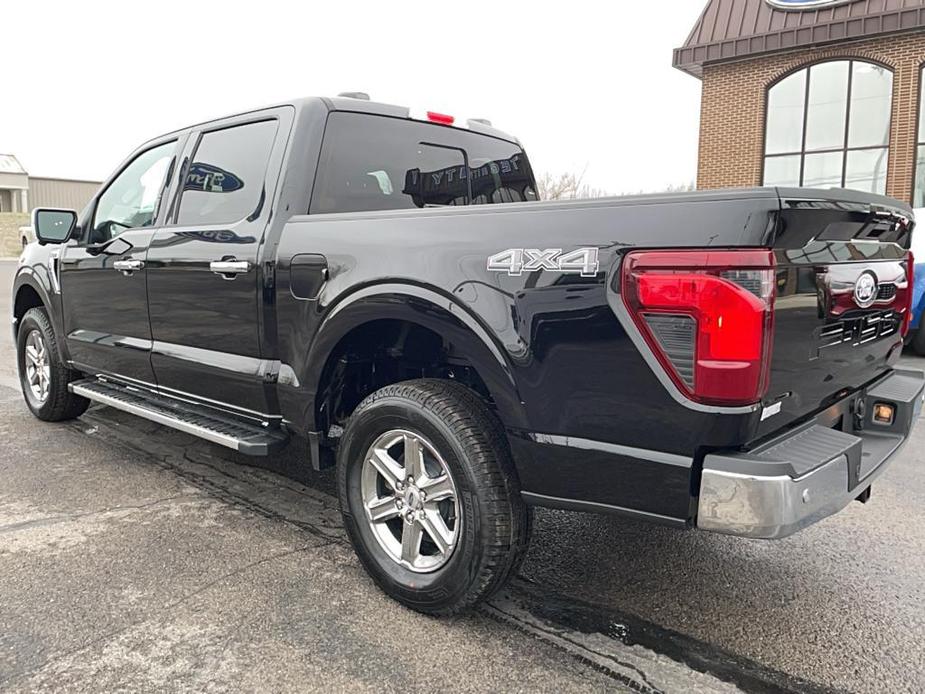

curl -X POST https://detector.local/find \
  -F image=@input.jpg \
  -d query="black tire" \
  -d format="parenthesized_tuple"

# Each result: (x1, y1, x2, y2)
(337, 379, 532, 615)
(17, 307, 89, 421)
(913, 327, 925, 357)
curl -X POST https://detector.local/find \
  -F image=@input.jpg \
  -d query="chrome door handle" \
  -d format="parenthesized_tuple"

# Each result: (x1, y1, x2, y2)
(113, 259, 144, 275)
(210, 260, 252, 280)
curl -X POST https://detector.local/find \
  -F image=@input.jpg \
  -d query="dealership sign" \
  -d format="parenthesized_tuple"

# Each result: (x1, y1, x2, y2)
(766, 0, 856, 9)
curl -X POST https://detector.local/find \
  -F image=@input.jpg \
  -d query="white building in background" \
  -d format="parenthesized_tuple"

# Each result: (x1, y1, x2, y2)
(0, 154, 29, 212)
(0, 153, 100, 214)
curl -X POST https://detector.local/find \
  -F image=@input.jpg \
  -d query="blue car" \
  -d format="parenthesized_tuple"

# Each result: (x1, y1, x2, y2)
(910, 226, 925, 355)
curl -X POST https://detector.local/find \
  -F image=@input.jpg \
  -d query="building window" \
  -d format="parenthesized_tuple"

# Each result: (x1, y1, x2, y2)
(763, 60, 892, 194)
(914, 67, 925, 208)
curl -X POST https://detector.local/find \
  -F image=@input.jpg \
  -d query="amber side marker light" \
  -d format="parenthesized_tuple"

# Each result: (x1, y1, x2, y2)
(873, 403, 895, 426)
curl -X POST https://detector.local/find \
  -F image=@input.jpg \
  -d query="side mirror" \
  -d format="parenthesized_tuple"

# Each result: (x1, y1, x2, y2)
(32, 208, 77, 245)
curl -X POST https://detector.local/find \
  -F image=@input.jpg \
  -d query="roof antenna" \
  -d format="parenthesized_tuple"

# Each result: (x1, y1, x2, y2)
(337, 91, 370, 100)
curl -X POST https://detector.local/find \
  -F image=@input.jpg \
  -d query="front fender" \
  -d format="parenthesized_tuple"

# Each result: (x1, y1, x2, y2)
(12, 259, 69, 363)
(281, 283, 527, 434)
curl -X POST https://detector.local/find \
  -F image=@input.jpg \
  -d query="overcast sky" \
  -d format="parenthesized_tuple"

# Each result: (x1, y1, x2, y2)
(0, 1, 705, 195)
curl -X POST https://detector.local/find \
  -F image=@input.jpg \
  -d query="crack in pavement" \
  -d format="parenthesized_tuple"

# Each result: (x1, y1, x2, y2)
(65, 415, 345, 546)
(482, 601, 666, 694)
(0, 495, 201, 534)
(497, 579, 846, 694)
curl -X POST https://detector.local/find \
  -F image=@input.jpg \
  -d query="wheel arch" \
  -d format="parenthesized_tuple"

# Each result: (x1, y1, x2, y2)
(302, 284, 526, 435)
(12, 272, 69, 364)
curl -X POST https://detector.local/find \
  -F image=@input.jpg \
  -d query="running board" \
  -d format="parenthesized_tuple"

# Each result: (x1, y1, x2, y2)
(69, 379, 289, 456)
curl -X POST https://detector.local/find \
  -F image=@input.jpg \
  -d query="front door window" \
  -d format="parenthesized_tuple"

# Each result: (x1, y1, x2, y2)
(90, 141, 176, 244)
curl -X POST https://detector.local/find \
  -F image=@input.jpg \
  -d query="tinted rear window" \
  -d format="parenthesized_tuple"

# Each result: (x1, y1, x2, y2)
(310, 112, 536, 214)
(177, 119, 278, 226)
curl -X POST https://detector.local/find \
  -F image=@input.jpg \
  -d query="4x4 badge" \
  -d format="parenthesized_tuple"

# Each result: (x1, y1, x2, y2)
(487, 248, 600, 277)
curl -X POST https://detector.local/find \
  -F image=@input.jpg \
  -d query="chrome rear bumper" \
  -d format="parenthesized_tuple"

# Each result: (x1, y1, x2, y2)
(697, 369, 924, 539)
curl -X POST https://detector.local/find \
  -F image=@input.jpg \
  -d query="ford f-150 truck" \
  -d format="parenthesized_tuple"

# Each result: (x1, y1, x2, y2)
(13, 95, 924, 615)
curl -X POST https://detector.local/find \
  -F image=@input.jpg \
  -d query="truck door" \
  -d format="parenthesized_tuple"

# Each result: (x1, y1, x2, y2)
(145, 108, 292, 419)
(59, 137, 182, 386)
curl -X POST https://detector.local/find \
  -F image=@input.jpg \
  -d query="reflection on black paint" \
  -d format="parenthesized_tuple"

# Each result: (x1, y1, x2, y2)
(177, 230, 256, 243)
(150, 229, 257, 249)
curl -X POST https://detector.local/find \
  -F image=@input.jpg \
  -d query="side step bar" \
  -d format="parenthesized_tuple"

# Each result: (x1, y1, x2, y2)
(69, 379, 289, 456)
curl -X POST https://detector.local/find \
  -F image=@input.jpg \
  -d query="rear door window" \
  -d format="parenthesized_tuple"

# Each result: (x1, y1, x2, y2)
(310, 112, 536, 214)
(176, 119, 278, 226)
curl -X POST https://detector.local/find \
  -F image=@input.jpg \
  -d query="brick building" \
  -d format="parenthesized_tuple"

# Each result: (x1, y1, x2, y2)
(674, 0, 925, 206)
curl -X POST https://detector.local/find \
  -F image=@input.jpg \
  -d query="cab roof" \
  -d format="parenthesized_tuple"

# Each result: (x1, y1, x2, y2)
(157, 95, 521, 146)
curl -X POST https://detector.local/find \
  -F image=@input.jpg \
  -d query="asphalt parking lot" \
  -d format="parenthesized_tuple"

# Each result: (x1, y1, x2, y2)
(1, 258, 924, 693)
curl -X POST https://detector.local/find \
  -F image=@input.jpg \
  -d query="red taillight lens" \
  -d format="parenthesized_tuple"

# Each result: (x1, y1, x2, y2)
(902, 250, 915, 337)
(426, 111, 455, 125)
(621, 249, 776, 407)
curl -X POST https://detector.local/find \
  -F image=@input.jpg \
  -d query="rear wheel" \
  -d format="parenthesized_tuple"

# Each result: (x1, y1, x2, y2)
(17, 307, 89, 421)
(337, 379, 531, 615)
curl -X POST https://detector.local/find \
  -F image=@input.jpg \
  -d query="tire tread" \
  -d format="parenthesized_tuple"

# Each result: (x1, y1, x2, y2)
(341, 379, 531, 615)
(18, 307, 88, 421)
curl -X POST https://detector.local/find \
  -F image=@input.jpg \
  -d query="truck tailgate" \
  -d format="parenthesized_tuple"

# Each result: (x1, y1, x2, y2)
(757, 190, 914, 439)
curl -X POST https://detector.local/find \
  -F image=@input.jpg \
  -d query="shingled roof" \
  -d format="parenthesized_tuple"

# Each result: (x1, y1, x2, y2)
(674, 0, 925, 78)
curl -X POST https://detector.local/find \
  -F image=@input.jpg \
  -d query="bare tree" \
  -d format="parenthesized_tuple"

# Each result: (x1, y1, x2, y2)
(621, 181, 698, 196)
(661, 181, 696, 193)
(537, 172, 696, 200)
(536, 171, 609, 200)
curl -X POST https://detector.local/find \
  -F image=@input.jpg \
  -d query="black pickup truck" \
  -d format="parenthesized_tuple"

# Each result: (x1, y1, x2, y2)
(13, 95, 924, 614)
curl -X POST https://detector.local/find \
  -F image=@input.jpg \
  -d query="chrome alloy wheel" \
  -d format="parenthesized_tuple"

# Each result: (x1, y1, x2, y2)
(23, 330, 51, 403)
(360, 429, 460, 573)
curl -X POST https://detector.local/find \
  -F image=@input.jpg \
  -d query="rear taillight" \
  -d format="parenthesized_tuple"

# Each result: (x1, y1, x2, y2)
(903, 250, 915, 337)
(621, 249, 776, 407)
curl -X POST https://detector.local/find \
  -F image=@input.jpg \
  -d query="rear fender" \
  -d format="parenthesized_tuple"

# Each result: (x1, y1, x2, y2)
(288, 284, 526, 434)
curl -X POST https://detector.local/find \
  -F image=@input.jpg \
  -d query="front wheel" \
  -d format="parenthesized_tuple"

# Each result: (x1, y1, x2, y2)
(17, 307, 89, 421)
(337, 379, 531, 615)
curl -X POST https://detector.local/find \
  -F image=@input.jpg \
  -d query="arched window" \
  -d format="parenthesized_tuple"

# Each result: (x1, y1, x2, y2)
(913, 67, 925, 207)
(763, 60, 892, 194)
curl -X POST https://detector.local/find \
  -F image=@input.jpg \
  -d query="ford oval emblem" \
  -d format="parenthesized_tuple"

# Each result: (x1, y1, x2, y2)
(853, 271, 879, 309)
(184, 163, 245, 194)
(765, 0, 856, 9)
